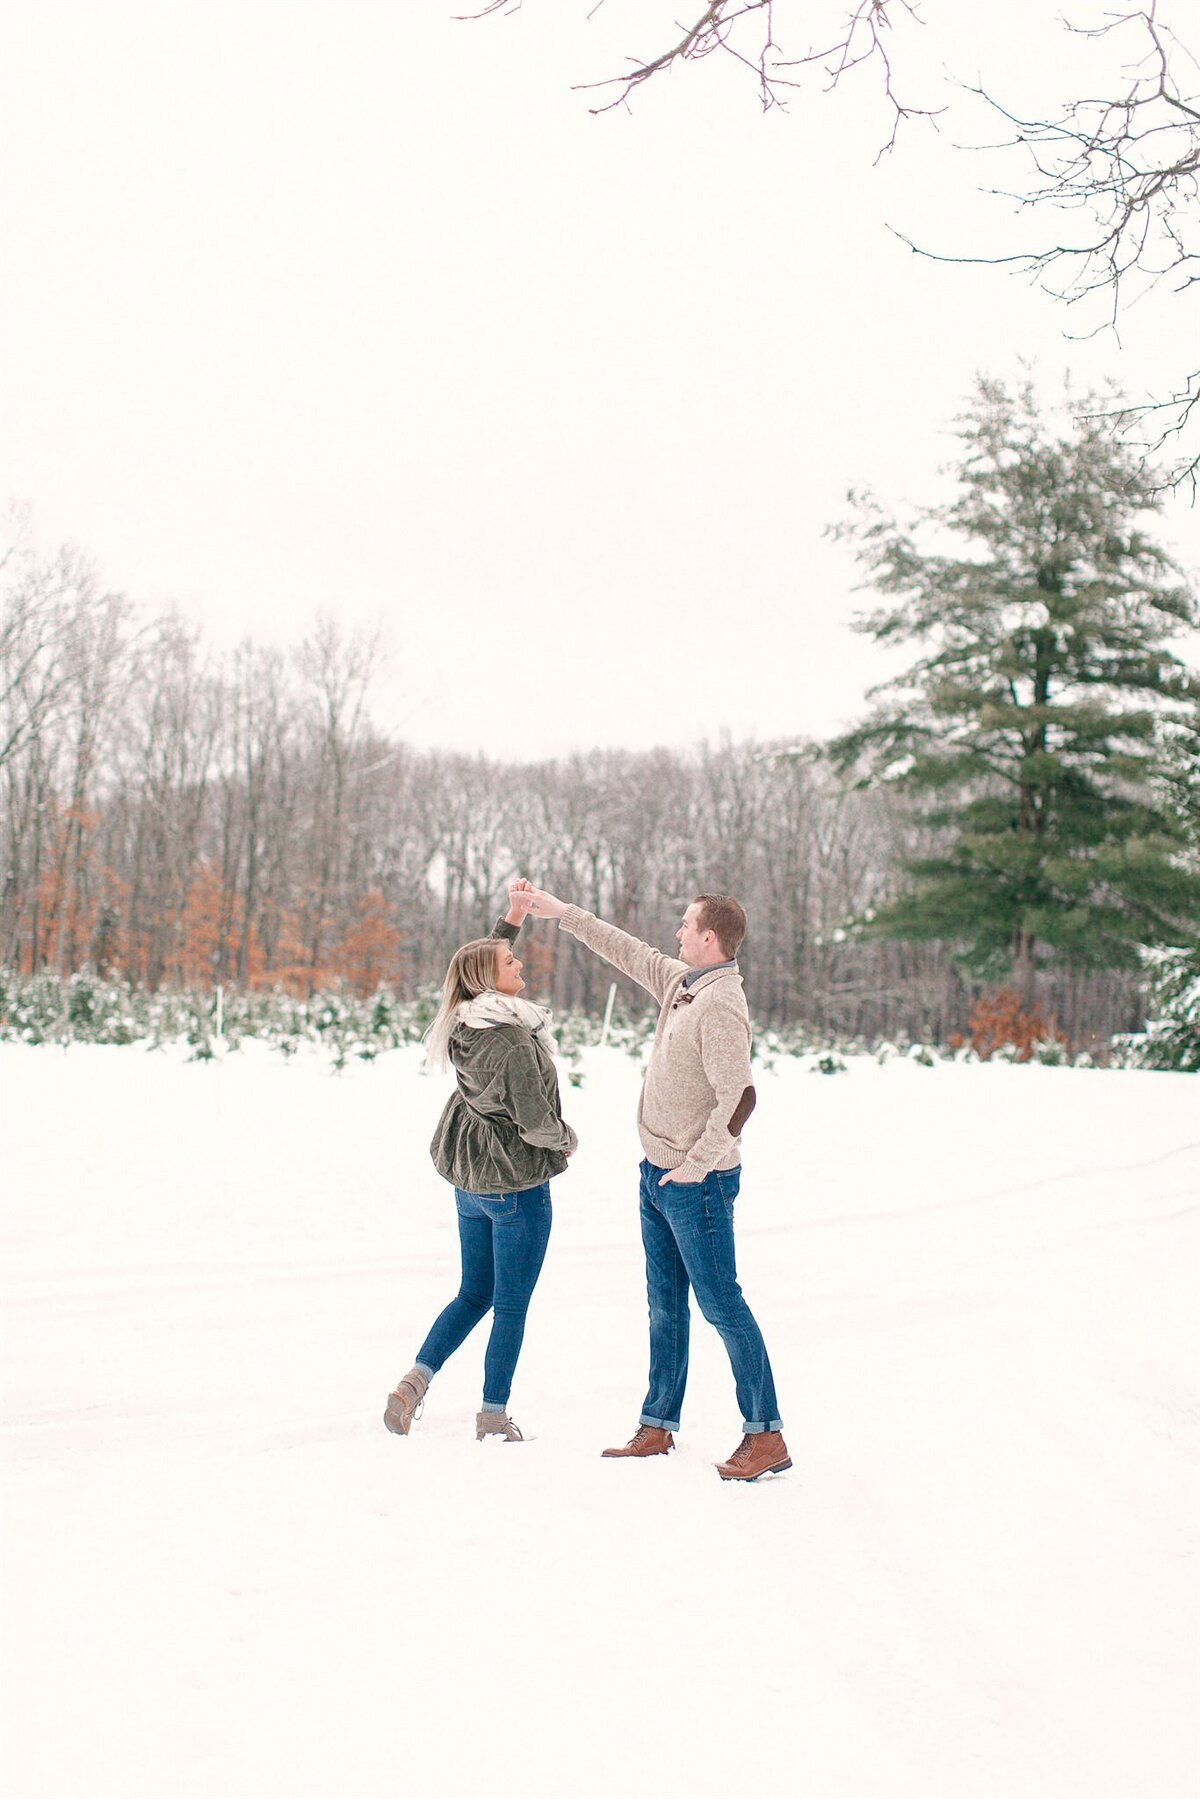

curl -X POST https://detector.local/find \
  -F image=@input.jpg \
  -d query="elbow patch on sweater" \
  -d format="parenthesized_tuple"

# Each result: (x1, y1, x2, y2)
(727, 1085, 756, 1137)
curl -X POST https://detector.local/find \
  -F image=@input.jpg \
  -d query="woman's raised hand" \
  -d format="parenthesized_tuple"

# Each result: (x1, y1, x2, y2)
(505, 878, 536, 925)
(507, 877, 536, 921)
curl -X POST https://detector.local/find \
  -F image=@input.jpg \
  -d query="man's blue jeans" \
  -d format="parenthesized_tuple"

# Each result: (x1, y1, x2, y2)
(638, 1159, 782, 1435)
(415, 1184, 552, 1411)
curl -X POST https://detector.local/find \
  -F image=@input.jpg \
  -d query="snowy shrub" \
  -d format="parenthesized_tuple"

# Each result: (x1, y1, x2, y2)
(0, 967, 1164, 1071)
(1131, 948, 1200, 1073)
(753, 1023, 847, 1067)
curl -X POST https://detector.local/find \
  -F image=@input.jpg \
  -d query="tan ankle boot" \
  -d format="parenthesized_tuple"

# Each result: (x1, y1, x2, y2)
(383, 1367, 429, 1436)
(476, 1411, 524, 1442)
(602, 1425, 675, 1458)
(715, 1431, 791, 1481)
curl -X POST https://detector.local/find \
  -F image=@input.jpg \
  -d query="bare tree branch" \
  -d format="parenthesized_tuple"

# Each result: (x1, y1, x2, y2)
(574, 0, 938, 139)
(461, 2, 1197, 487)
(888, 5, 1199, 487)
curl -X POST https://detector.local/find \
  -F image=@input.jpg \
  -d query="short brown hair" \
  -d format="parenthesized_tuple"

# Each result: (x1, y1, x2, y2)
(694, 894, 747, 959)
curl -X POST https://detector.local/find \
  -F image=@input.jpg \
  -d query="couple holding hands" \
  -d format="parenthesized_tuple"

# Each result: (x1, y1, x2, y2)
(383, 882, 790, 1483)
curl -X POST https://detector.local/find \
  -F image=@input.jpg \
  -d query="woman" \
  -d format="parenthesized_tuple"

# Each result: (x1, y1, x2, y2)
(384, 889, 576, 1443)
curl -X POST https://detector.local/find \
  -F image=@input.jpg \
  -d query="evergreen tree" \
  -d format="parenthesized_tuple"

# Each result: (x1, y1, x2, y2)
(1138, 705, 1200, 1070)
(829, 375, 1200, 1004)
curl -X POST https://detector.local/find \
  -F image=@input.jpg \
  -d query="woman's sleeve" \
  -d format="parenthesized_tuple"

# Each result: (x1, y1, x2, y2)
(500, 1040, 577, 1153)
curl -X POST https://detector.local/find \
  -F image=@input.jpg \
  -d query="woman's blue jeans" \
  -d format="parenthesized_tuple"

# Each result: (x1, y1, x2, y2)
(637, 1159, 782, 1435)
(415, 1183, 552, 1411)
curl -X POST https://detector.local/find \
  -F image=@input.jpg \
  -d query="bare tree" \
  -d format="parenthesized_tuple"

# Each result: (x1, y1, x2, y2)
(0, 528, 131, 970)
(294, 615, 385, 977)
(118, 618, 221, 984)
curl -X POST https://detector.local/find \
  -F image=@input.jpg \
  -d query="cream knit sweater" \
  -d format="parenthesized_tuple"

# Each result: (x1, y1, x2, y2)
(558, 905, 755, 1181)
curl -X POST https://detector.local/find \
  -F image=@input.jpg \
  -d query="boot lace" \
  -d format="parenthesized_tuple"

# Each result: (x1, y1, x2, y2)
(393, 1380, 424, 1423)
(480, 1413, 523, 1441)
(727, 1434, 756, 1465)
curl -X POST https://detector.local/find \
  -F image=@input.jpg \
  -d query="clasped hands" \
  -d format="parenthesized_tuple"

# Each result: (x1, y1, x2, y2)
(507, 877, 566, 921)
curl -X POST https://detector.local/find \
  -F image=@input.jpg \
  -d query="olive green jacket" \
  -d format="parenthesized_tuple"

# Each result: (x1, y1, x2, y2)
(429, 918, 577, 1195)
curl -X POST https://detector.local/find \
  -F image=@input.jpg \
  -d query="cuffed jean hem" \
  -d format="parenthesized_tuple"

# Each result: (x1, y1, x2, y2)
(743, 1419, 784, 1434)
(639, 1411, 680, 1432)
(414, 1362, 435, 1379)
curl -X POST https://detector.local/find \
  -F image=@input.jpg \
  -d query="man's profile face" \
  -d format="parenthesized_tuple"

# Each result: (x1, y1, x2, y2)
(676, 902, 714, 967)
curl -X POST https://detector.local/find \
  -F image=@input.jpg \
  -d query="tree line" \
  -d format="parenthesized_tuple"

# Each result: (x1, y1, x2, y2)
(3, 377, 1197, 1053)
(0, 539, 951, 1040)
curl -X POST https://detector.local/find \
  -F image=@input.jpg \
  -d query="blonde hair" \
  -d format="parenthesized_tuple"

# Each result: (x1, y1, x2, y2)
(424, 938, 504, 1072)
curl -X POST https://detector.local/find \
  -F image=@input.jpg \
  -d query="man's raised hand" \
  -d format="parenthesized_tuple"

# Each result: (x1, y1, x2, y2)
(526, 887, 568, 920)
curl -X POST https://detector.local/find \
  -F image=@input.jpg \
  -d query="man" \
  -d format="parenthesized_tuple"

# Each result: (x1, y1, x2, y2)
(516, 882, 789, 1482)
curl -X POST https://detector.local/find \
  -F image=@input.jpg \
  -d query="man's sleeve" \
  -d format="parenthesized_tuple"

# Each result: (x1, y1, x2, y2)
(558, 906, 685, 1004)
(673, 1004, 757, 1182)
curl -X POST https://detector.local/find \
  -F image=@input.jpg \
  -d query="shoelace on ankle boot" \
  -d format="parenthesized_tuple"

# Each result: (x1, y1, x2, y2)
(480, 1415, 523, 1440)
(395, 1381, 424, 1423)
(729, 1435, 756, 1464)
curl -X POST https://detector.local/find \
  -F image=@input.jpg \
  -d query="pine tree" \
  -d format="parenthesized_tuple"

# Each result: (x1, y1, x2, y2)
(1138, 705, 1200, 1070)
(829, 375, 1200, 1004)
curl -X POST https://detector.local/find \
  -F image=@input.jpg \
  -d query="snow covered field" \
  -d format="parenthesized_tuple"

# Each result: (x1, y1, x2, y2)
(2, 1041, 1197, 1799)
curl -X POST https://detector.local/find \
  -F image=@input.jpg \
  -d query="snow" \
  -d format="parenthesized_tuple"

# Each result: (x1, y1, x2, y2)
(2, 1041, 1197, 1799)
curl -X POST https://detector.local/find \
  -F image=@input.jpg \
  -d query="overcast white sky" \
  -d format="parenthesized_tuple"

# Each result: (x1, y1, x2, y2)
(2, 0, 1197, 761)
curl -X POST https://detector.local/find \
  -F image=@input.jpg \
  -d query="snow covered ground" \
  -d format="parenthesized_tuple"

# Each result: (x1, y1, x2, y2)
(1, 1041, 1197, 1799)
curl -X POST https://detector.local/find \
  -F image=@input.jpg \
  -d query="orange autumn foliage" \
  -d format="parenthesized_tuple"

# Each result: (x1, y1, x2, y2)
(29, 804, 102, 973)
(250, 906, 314, 996)
(950, 989, 1067, 1062)
(24, 827, 408, 999)
(333, 890, 403, 996)
(176, 862, 265, 986)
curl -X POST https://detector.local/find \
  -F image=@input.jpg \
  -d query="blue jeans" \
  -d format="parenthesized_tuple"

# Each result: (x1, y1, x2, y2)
(415, 1184, 552, 1411)
(638, 1159, 782, 1435)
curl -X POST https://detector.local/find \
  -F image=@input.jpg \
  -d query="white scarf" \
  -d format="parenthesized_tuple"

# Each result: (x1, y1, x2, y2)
(456, 991, 559, 1059)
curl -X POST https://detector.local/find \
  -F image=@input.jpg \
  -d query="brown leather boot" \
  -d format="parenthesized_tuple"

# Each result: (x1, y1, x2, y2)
(602, 1425, 675, 1458)
(715, 1431, 791, 1481)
